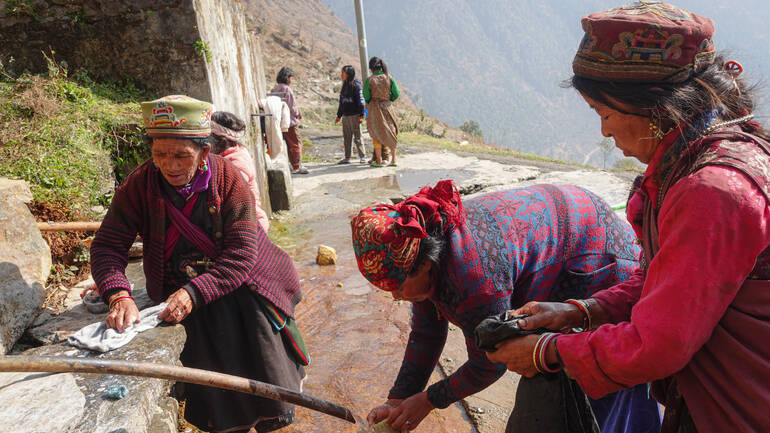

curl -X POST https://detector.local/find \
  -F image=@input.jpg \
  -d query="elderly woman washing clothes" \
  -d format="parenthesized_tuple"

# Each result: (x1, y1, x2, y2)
(351, 180, 661, 432)
(487, 3, 770, 433)
(90, 95, 308, 433)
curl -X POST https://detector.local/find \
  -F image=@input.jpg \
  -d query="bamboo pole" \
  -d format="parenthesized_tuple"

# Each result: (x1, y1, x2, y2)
(0, 356, 357, 424)
(37, 222, 102, 232)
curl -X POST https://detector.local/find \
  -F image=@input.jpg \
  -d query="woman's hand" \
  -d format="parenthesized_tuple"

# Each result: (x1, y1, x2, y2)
(357, 116, 363, 124)
(367, 399, 401, 426)
(335, 117, 341, 124)
(79, 282, 97, 299)
(486, 334, 541, 377)
(510, 301, 584, 333)
(105, 290, 140, 333)
(386, 392, 434, 431)
(158, 289, 194, 324)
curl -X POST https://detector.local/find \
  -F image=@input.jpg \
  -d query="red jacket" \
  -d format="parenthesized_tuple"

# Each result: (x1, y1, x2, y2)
(558, 125, 770, 433)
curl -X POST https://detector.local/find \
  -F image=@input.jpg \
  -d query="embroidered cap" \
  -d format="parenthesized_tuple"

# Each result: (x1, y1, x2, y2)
(573, 1, 716, 83)
(141, 95, 213, 138)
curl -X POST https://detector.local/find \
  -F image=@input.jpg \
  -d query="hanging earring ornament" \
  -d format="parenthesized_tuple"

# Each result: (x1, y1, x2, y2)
(724, 60, 743, 96)
(648, 110, 675, 140)
(724, 61, 743, 76)
(199, 159, 209, 172)
(649, 119, 664, 140)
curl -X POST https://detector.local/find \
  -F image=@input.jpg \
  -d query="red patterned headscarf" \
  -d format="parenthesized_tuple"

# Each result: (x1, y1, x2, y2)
(351, 180, 465, 291)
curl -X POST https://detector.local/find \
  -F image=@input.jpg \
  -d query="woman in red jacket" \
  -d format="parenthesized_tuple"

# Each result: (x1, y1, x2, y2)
(488, 4, 770, 432)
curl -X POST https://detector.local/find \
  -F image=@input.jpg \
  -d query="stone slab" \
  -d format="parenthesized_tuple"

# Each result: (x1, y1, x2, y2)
(0, 178, 51, 354)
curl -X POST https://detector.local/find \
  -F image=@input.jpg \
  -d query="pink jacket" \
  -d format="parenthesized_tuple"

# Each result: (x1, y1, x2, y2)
(220, 146, 270, 232)
(558, 134, 770, 432)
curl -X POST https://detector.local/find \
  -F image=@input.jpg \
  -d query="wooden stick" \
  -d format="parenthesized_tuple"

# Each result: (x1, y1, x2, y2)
(37, 222, 102, 232)
(0, 356, 357, 424)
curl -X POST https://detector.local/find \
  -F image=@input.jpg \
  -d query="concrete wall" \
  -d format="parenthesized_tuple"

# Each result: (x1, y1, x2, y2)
(0, 0, 279, 215)
(193, 0, 271, 214)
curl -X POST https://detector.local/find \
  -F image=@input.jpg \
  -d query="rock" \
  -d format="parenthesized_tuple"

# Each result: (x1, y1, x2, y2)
(7, 260, 184, 432)
(0, 371, 85, 432)
(316, 245, 337, 266)
(0, 178, 51, 355)
(26, 286, 156, 346)
(6, 322, 186, 433)
(358, 420, 404, 433)
(267, 153, 294, 211)
(148, 397, 179, 433)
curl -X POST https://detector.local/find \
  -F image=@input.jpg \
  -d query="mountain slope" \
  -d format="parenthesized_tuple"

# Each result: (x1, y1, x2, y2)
(321, 0, 770, 165)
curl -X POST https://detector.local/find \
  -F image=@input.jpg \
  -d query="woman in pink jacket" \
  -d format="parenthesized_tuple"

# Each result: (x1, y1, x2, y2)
(211, 111, 270, 232)
(488, 3, 770, 433)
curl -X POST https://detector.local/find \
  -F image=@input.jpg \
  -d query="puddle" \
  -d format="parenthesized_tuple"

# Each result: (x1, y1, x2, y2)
(323, 169, 474, 205)
(391, 169, 473, 193)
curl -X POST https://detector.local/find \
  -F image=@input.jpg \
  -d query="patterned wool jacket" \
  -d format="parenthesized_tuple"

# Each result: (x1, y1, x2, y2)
(388, 184, 640, 409)
(91, 155, 301, 317)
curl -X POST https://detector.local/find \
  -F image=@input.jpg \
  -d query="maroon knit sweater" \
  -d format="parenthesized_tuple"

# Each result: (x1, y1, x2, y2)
(91, 155, 301, 316)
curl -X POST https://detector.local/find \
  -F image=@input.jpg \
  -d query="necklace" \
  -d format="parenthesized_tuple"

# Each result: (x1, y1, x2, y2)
(701, 113, 755, 136)
(655, 113, 755, 210)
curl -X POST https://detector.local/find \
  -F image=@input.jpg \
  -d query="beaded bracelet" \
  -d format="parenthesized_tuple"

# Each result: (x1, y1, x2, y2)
(565, 299, 592, 332)
(537, 333, 562, 374)
(109, 295, 133, 311)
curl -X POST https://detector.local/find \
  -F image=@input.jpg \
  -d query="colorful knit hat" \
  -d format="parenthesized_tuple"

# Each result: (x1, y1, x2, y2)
(351, 180, 465, 291)
(141, 95, 213, 138)
(573, 1, 716, 83)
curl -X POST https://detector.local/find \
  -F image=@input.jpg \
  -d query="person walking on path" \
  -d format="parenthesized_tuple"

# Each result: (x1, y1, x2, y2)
(335, 65, 366, 164)
(364, 57, 399, 167)
(487, 3, 770, 432)
(271, 67, 308, 174)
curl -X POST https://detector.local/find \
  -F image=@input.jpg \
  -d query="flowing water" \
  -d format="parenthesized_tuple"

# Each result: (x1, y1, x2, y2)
(281, 214, 476, 432)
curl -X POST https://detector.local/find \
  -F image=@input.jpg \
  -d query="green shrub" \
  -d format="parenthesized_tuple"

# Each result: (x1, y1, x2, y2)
(0, 60, 154, 217)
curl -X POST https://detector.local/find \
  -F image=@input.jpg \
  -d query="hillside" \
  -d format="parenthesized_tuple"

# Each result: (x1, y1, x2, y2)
(243, 0, 472, 143)
(321, 0, 770, 166)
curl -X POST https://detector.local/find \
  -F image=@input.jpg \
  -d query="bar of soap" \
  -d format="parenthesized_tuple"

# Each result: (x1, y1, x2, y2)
(357, 420, 404, 433)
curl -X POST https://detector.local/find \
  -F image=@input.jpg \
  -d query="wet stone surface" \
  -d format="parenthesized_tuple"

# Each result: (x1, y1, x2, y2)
(279, 214, 476, 433)
(2, 261, 184, 433)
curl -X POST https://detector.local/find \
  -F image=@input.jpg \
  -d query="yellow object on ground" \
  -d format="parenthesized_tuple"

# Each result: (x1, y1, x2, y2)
(316, 245, 337, 265)
(357, 420, 404, 433)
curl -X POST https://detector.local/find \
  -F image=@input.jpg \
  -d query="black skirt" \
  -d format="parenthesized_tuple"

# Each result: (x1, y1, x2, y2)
(180, 286, 305, 432)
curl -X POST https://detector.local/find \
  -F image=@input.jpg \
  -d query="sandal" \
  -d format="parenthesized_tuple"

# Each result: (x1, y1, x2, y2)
(388, 162, 398, 167)
(370, 162, 385, 168)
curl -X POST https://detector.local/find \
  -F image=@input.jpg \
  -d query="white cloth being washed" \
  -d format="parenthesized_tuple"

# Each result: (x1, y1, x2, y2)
(67, 303, 168, 352)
